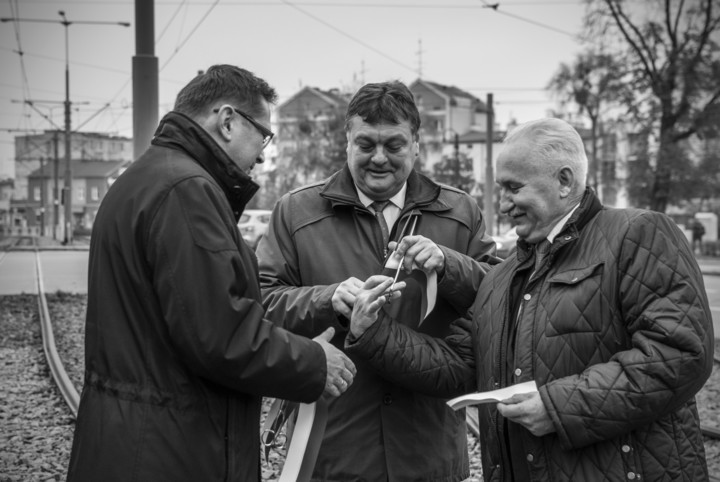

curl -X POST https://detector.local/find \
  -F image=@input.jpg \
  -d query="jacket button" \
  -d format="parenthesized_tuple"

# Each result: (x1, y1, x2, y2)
(622, 444, 631, 453)
(526, 453, 534, 462)
(523, 293, 531, 301)
(514, 368, 522, 377)
(383, 394, 393, 405)
(627, 472, 636, 480)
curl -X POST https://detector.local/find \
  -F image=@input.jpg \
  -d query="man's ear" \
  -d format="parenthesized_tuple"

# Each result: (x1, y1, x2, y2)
(214, 106, 233, 142)
(557, 166, 574, 198)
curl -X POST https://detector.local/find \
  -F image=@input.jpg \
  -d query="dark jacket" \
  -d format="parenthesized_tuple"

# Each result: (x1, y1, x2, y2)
(256, 165, 498, 481)
(67, 112, 326, 482)
(348, 189, 714, 481)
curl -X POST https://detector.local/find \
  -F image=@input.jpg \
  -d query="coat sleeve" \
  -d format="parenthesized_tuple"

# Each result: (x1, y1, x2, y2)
(146, 178, 326, 402)
(257, 194, 346, 337)
(437, 195, 501, 314)
(346, 312, 477, 398)
(540, 212, 714, 450)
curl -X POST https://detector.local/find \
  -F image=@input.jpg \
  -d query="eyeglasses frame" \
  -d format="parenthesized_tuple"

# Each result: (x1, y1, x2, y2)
(213, 105, 274, 148)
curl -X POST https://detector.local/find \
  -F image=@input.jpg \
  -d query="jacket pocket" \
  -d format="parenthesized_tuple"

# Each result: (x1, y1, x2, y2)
(544, 263, 605, 337)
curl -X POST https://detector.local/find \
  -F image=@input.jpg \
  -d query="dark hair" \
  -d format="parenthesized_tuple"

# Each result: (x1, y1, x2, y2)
(345, 81, 421, 139)
(173, 64, 278, 117)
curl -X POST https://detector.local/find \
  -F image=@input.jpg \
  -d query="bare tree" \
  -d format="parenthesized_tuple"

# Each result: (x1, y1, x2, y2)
(586, 0, 720, 212)
(547, 51, 629, 196)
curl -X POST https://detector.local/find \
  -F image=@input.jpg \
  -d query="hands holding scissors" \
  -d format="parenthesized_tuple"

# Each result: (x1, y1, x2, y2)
(388, 235, 446, 277)
(349, 276, 406, 338)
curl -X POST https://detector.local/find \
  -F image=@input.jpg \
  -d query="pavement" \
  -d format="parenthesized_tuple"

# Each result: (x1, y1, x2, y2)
(698, 256, 720, 277)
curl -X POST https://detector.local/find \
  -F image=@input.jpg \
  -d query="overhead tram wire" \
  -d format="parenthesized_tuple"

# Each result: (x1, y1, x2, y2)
(160, 0, 220, 71)
(476, 0, 577, 37)
(280, 0, 416, 74)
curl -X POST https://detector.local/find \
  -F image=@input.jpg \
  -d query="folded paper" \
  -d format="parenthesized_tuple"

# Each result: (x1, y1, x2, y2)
(447, 380, 538, 410)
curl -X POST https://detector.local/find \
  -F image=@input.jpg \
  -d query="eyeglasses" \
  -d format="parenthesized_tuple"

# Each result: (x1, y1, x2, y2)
(214, 105, 275, 149)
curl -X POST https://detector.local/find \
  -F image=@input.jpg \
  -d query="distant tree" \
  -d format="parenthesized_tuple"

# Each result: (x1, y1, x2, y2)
(585, 0, 720, 212)
(432, 151, 476, 194)
(691, 137, 720, 210)
(251, 112, 347, 208)
(547, 50, 629, 194)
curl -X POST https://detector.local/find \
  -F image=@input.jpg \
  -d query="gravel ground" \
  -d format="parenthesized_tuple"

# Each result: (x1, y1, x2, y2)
(1, 293, 718, 481)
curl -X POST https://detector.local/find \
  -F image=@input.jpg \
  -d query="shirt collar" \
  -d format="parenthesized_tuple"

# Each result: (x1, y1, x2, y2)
(356, 182, 407, 210)
(546, 202, 580, 244)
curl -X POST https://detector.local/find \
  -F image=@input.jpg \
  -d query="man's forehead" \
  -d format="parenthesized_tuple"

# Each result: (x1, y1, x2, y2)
(349, 122, 413, 141)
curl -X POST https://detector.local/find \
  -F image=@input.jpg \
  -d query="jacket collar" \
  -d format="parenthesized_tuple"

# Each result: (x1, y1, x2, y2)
(516, 187, 602, 263)
(319, 164, 449, 213)
(151, 111, 259, 220)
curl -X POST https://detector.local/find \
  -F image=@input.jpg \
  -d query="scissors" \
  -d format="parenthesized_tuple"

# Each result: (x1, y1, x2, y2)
(386, 216, 418, 300)
(261, 399, 299, 462)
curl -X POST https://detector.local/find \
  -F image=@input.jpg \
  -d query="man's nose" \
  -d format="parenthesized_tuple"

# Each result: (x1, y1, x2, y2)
(370, 149, 387, 164)
(256, 151, 266, 164)
(498, 193, 513, 214)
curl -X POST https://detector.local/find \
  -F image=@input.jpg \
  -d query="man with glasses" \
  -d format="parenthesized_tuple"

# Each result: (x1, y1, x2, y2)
(67, 64, 356, 482)
(256, 81, 499, 481)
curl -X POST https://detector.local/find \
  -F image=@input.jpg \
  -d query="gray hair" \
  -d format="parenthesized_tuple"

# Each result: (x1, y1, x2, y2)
(504, 118, 588, 190)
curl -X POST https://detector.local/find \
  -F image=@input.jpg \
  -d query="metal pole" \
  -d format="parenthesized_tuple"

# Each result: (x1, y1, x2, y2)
(133, 0, 158, 160)
(484, 93, 495, 235)
(39, 156, 46, 236)
(61, 12, 72, 244)
(53, 131, 59, 240)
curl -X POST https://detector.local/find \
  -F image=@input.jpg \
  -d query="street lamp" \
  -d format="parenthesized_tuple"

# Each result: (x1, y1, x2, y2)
(1, 12, 130, 244)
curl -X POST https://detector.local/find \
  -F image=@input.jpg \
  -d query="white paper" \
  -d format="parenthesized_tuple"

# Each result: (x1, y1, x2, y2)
(446, 380, 538, 410)
(384, 251, 437, 321)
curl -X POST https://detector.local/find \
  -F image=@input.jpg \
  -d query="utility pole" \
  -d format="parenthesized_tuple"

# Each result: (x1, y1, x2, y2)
(1, 12, 130, 244)
(454, 132, 460, 189)
(52, 131, 60, 240)
(484, 93, 495, 235)
(133, 0, 158, 160)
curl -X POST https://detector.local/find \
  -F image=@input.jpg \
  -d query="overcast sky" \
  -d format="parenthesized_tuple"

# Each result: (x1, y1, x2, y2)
(0, 0, 587, 177)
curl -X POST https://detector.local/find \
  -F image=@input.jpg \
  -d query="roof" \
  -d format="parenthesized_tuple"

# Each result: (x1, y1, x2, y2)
(28, 159, 128, 179)
(279, 86, 351, 112)
(412, 79, 488, 112)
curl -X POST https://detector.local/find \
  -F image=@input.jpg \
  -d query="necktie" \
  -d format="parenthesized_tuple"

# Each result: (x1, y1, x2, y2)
(533, 239, 551, 273)
(371, 200, 391, 248)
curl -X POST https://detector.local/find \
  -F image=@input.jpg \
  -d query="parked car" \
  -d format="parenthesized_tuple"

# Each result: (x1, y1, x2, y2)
(491, 226, 518, 259)
(238, 209, 272, 249)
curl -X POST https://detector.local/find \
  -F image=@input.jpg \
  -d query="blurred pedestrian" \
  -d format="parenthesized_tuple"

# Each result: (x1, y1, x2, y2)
(348, 117, 714, 481)
(66, 65, 356, 482)
(690, 217, 705, 254)
(256, 81, 499, 481)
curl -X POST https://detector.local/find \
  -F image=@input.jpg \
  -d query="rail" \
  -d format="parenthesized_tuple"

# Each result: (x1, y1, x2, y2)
(34, 249, 80, 418)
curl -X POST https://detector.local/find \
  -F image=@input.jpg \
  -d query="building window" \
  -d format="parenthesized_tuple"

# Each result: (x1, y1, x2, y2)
(91, 186, 99, 201)
(33, 187, 40, 201)
(77, 187, 85, 202)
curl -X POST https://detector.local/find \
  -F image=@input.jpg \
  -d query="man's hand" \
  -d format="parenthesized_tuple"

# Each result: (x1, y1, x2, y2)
(349, 276, 405, 338)
(331, 277, 364, 319)
(496, 391, 556, 437)
(389, 235, 445, 276)
(312, 327, 357, 398)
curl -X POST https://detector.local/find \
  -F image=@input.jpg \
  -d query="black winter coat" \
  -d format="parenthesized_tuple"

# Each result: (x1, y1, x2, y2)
(67, 112, 326, 482)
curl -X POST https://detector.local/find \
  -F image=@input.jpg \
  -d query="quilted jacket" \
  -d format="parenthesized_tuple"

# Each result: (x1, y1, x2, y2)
(256, 165, 499, 481)
(67, 112, 327, 482)
(347, 189, 714, 481)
